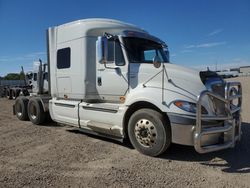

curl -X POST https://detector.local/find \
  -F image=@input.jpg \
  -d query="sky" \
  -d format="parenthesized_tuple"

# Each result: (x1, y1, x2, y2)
(0, 0, 250, 76)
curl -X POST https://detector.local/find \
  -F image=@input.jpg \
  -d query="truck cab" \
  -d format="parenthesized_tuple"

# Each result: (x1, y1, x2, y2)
(30, 61, 49, 95)
(14, 19, 242, 156)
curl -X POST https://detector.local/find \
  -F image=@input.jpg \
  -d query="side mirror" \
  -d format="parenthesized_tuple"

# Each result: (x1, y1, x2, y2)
(97, 36, 108, 64)
(164, 50, 170, 63)
(153, 55, 161, 68)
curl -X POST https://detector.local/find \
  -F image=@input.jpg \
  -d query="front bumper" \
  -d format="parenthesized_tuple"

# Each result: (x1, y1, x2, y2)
(170, 82, 242, 154)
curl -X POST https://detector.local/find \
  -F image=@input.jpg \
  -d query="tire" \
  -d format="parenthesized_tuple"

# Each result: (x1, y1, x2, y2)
(12, 90, 16, 99)
(28, 98, 46, 125)
(6, 89, 12, 100)
(128, 108, 171, 157)
(46, 112, 52, 122)
(15, 90, 21, 98)
(15, 96, 29, 121)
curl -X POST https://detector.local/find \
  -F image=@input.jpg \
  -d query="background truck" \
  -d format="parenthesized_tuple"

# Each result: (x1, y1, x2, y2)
(0, 79, 26, 98)
(13, 18, 242, 156)
(1, 66, 31, 99)
(2, 60, 48, 99)
(29, 60, 49, 95)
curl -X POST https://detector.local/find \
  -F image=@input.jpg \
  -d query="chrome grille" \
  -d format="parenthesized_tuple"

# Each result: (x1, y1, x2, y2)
(194, 81, 242, 153)
(209, 82, 226, 115)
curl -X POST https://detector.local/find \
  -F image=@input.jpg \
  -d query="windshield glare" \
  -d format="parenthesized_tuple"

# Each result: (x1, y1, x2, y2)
(123, 37, 169, 63)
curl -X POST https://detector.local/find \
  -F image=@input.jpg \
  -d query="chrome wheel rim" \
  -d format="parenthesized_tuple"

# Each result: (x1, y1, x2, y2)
(16, 103, 22, 117)
(134, 119, 157, 148)
(30, 104, 37, 120)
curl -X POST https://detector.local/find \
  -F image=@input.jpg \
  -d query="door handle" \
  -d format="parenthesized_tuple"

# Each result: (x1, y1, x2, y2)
(130, 74, 137, 78)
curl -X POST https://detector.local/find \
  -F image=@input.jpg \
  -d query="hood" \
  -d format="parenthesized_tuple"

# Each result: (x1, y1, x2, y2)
(165, 63, 206, 98)
(132, 63, 206, 100)
(165, 63, 199, 81)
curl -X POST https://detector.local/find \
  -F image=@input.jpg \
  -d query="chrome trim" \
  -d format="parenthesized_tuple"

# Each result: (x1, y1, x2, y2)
(46, 29, 51, 95)
(54, 103, 75, 108)
(171, 123, 195, 146)
(82, 106, 118, 113)
(195, 82, 242, 153)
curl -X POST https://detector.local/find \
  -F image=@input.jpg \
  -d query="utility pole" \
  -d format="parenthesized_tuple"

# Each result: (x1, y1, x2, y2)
(21, 66, 27, 86)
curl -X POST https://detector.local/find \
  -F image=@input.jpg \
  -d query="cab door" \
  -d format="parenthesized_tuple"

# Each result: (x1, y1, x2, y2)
(96, 38, 128, 102)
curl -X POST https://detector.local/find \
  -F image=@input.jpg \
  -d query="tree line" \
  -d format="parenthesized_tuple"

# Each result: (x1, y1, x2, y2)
(0, 71, 25, 80)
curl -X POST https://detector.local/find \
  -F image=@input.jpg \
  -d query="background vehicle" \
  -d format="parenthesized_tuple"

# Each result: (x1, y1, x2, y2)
(2, 61, 48, 99)
(29, 60, 49, 95)
(14, 18, 242, 156)
(0, 66, 31, 99)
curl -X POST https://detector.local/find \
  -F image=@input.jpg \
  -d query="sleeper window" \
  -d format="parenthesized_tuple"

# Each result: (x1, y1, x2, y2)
(57, 47, 71, 69)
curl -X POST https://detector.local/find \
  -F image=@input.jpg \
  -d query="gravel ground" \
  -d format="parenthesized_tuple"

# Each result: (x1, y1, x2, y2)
(0, 77, 250, 188)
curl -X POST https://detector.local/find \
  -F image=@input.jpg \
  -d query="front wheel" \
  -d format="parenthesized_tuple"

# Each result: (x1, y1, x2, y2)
(128, 109, 171, 157)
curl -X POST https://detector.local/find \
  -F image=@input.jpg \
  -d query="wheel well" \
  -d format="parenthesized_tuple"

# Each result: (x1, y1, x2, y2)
(123, 101, 170, 139)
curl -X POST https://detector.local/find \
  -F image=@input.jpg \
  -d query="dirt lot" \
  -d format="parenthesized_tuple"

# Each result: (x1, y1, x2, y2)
(0, 77, 250, 188)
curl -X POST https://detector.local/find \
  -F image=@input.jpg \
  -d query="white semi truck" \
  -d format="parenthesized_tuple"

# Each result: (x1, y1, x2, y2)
(14, 18, 242, 156)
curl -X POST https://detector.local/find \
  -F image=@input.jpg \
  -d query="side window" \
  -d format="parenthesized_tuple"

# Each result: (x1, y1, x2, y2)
(107, 40, 125, 66)
(57, 47, 71, 69)
(107, 41, 114, 62)
(43, 72, 48, 81)
(33, 73, 37, 81)
(144, 49, 164, 63)
(144, 50, 156, 62)
(115, 41, 125, 66)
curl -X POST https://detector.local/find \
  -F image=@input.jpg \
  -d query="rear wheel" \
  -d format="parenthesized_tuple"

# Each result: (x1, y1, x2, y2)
(12, 90, 17, 99)
(6, 89, 12, 99)
(28, 98, 46, 125)
(15, 96, 29, 121)
(128, 108, 171, 157)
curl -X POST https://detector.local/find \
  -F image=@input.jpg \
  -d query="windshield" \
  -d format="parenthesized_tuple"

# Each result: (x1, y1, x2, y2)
(123, 37, 169, 63)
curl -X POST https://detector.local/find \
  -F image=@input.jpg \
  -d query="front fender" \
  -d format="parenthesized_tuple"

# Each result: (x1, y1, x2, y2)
(125, 85, 197, 114)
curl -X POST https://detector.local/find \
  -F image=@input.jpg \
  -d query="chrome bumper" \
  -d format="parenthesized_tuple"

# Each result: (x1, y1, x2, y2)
(194, 82, 242, 153)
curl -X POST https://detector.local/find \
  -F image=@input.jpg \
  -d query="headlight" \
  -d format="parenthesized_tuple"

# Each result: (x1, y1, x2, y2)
(174, 100, 208, 114)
